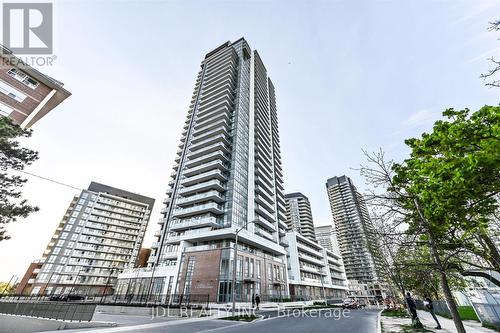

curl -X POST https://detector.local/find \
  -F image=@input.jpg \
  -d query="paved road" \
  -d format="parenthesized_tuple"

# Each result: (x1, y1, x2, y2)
(49, 308, 379, 333)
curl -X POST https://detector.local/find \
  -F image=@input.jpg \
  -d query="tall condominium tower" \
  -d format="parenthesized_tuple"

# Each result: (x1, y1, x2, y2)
(325, 175, 382, 284)
(19, 182, 154, 296)
(314, 225, 341, 255)
(0, 45, 71, 128)
(119, 38, 289, 303)
(285, 192, 316, 241)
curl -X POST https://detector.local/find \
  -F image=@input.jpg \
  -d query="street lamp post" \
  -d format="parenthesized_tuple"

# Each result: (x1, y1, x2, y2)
(232, 220, 256, 317)
(320, 272, 327, 305)
(68, 268, 83, 296)
(41, 271, 56, 300)
(100, 267, 115, 304)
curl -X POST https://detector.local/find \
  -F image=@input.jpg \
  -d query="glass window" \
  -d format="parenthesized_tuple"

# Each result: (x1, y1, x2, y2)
(0, 82, 27, 102)
(0, 101, 14, 116)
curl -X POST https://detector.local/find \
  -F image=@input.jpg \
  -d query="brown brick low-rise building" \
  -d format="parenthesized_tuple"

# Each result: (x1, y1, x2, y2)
(0, 45, 70, 128)
(15, 260, 43, 295)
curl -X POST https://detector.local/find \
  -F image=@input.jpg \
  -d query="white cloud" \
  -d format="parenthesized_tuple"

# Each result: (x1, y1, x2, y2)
(465, 46, 500, 65)
(402, 108, 437, 128)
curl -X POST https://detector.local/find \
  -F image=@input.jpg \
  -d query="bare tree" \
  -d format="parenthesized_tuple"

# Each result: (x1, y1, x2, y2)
(480, 20, 500, 88)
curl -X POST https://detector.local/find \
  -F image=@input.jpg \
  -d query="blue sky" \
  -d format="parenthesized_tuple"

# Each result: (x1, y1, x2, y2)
(1, 0, 499, 281)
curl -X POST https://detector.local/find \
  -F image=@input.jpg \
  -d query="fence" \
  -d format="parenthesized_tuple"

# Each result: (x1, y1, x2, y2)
(0, 293, 210, 309)
(0, 301, 96, 322)
(472, 302, 500, 326)
(415, 299, 451, 318)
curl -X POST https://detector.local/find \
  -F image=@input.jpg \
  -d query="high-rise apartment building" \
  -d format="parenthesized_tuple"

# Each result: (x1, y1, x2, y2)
(118, 38, 289, 303)
(0, 45, 71, 128)
(285, 192, 316, 241)
(22, 182, 154, 296)
(314, 225, 341, 255)
(325, 175, 382, 284)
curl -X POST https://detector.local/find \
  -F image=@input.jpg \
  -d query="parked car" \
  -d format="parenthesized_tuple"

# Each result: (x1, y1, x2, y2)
(49, 294, 85, 301)
(342, 299, 359, 309)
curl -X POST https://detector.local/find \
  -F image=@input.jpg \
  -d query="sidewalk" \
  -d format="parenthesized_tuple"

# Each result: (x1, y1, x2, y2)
(381, 311, 498, 333)
(417, 310, 497, 333)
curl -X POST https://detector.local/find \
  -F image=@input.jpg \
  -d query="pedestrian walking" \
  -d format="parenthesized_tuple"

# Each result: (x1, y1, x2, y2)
(252, 293, 255, 309)
(405, 292, 423, 328)
(424, 295, 442, 330)
(255, 293, 261, 310)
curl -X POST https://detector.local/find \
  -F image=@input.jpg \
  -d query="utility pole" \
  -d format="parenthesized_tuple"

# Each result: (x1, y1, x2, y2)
(1, 275, 17, 295)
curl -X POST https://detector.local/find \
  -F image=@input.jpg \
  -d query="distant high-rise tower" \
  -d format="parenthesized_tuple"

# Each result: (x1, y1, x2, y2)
(285, 192, 316, 241)
(20, 182, 154, 296)
(314, 225, 340, 255)
(325, 176, 382, 284)
(123, 38, 289, 303)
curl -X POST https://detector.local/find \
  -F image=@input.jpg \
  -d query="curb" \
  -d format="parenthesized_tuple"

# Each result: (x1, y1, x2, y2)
(377, 309, 383, 333)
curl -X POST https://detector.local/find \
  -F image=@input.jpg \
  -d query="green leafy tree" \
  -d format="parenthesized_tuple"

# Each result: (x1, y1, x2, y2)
(390, 106, 500, 333)
(0, 117, 39, 241)
(401, 106, 500, 271)
(361, 106, 499, 333)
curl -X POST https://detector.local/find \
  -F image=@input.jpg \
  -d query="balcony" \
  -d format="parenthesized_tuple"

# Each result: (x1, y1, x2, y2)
(161, 251, 178, 259)
(300, 265, 325, 275)
(181, 169, 227, 187)
(189, 134, 230, 153)
(191, 125, 229, 144)
(255, 204, 275, 224)
(197, 91, 233, 114)
(186, 142, 230, 160)
(194, 111, 231, 132)
(254, 216, 276, 232)
(297, 241, 322, 256)
(279, 239, 289, 247)
(196, 103, 231, 124)
(255, 227, 274, 241)
(169, 215, 220, 231)
(184, 151, 229, 169)
(299, 253, 325, 267)
(178, 179, 225, 196)
(183, 159, 227, 177)
(151, 242, 160, 248)
(158, 218, 167, 224)
(177, 190, 225, 207)
(154, 230, 162, 237)
(193, 119, 231, 137)
(255, 193, 275, 213)
(172, 202, 224, 218)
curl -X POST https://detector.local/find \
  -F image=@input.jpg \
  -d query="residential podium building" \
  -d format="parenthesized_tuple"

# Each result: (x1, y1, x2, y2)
(118, 38, 289, 303)
(0, 45, 71, 128)
(20, 182, 154, 296)
(284, 192, 316, 241)
(285, 231, 347, 301)
(325, 176, 383, 285)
